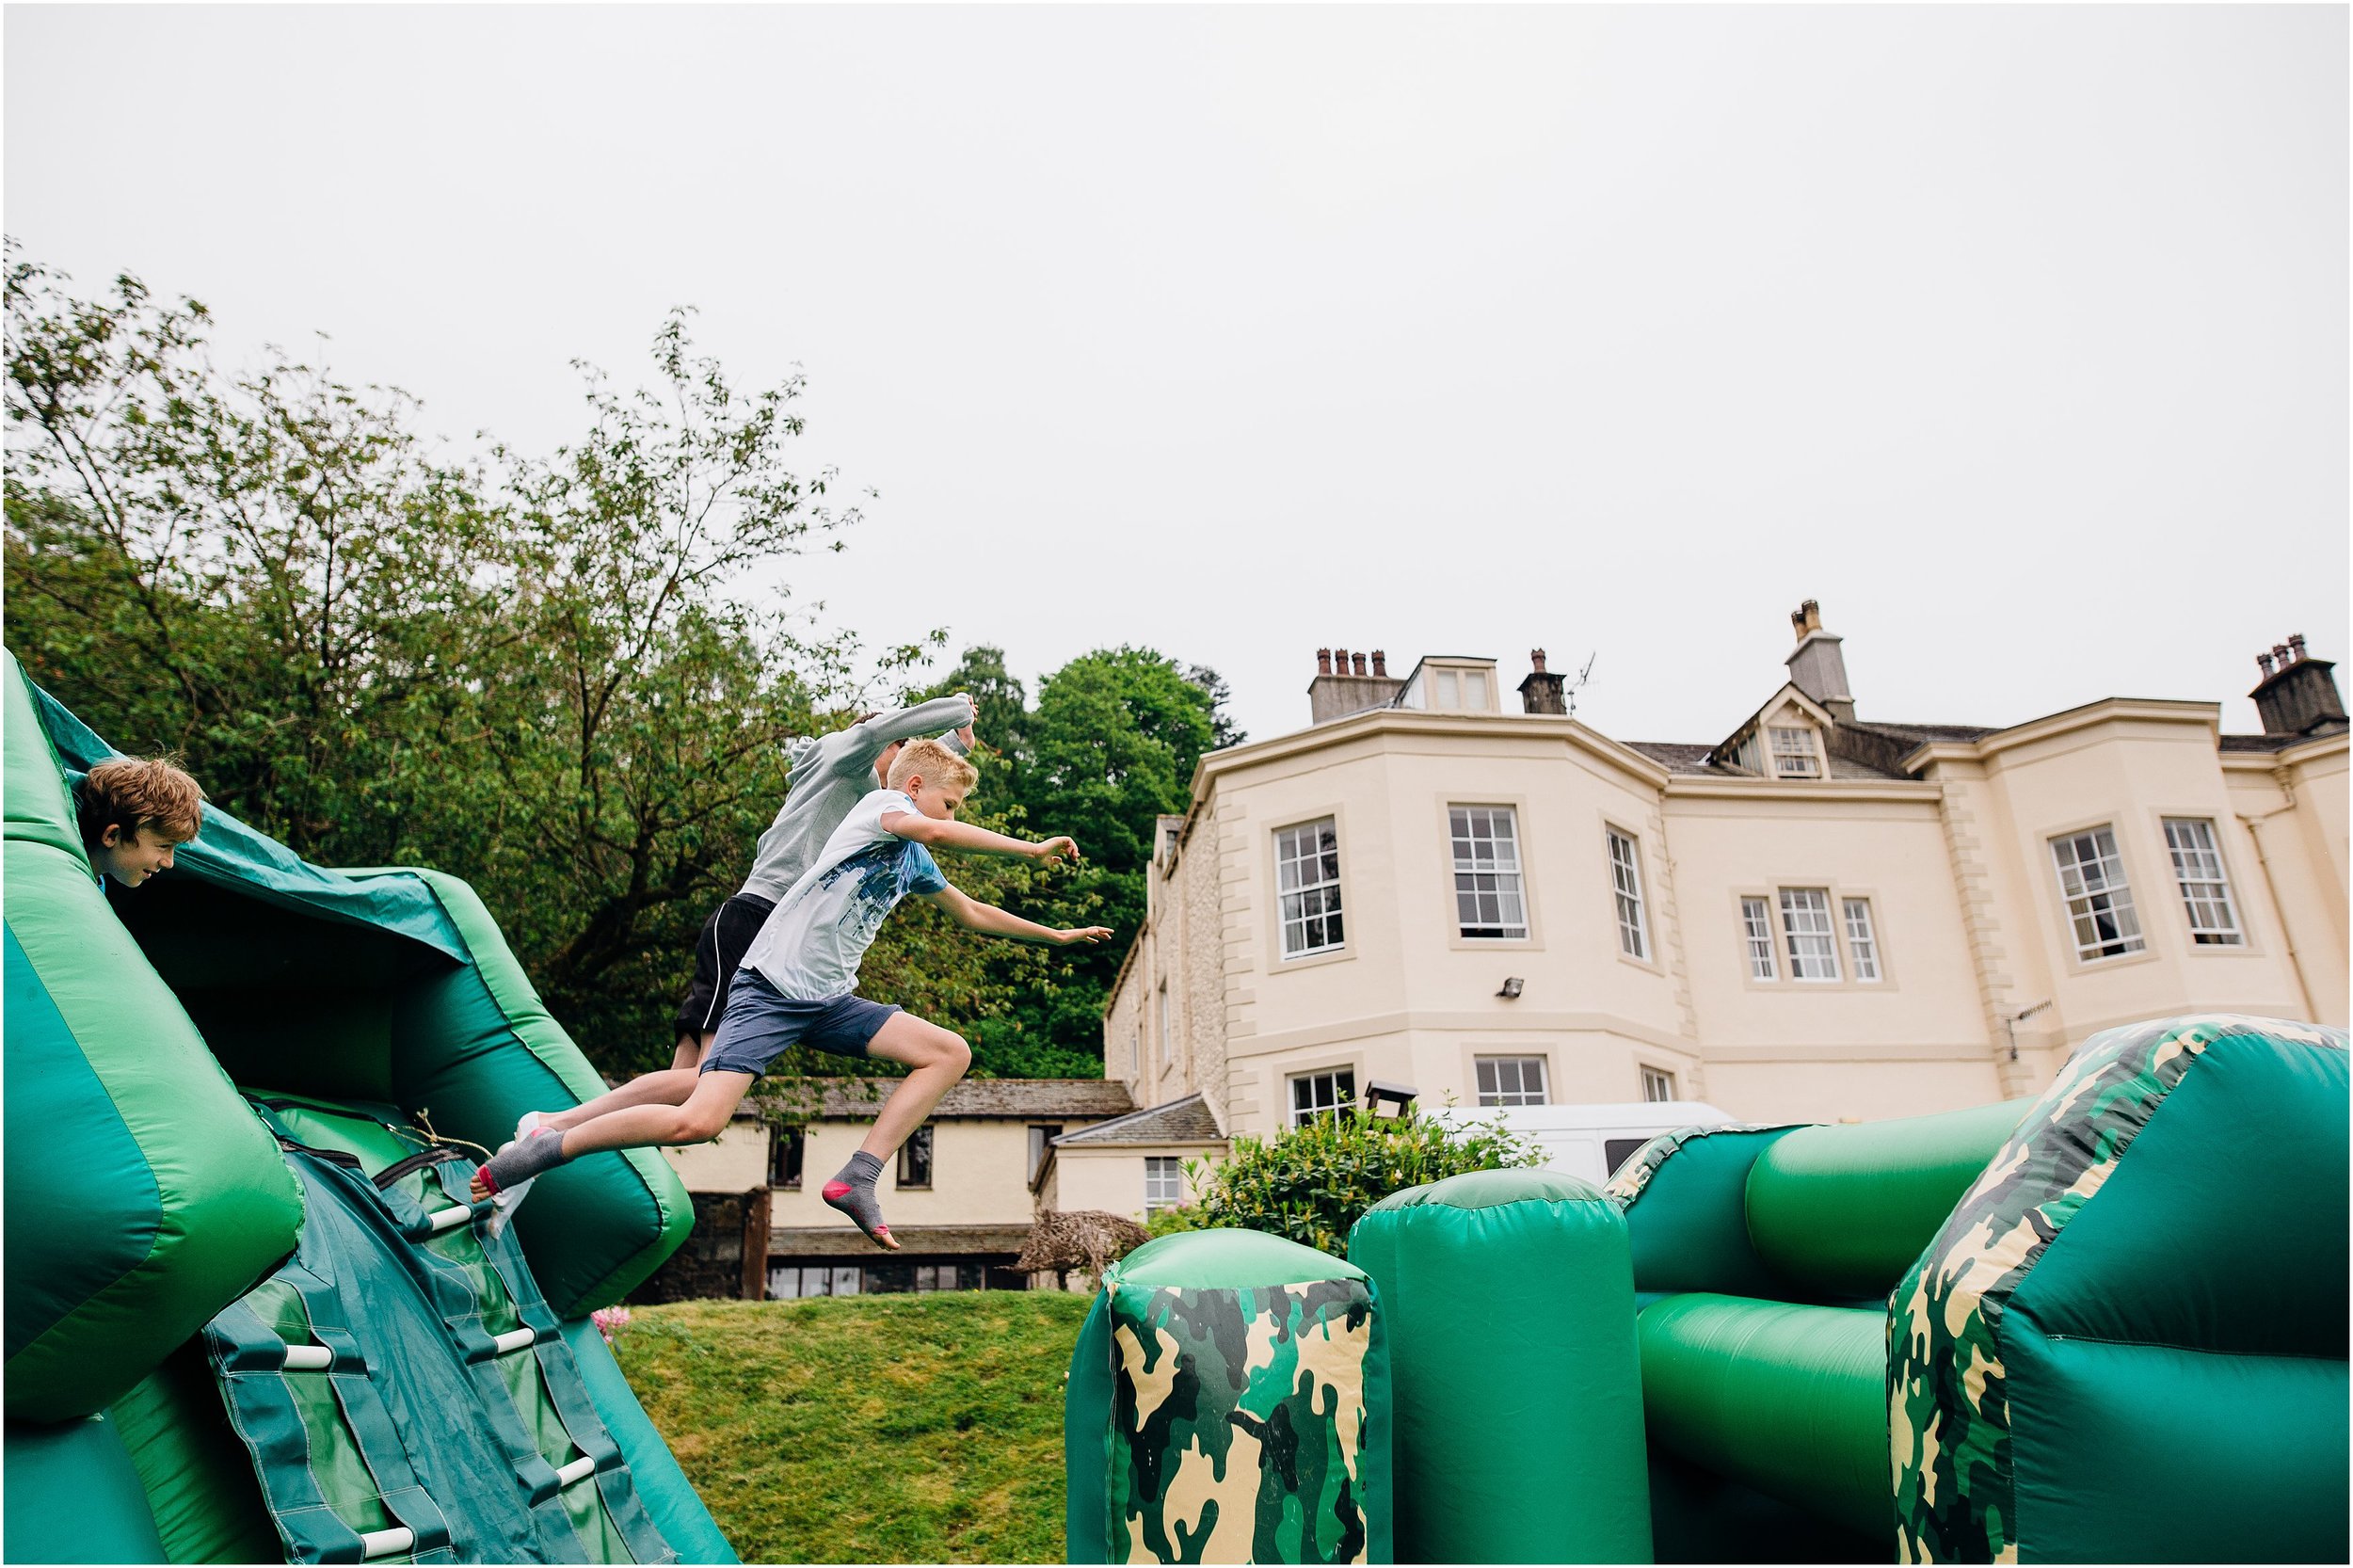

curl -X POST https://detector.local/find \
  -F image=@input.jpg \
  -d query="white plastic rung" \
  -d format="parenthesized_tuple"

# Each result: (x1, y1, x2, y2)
(424, 1206, 471, 1234)
(358, 1525, 415, 1559)
(281, 1345, 333, 1371)
(490, 1328, 536, 1355)
(554, 1455, 597, 1488)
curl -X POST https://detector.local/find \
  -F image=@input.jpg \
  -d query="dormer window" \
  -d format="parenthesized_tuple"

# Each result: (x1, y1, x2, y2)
(1401, 659, 1498, 713)
(1769, 725, 1822, 778)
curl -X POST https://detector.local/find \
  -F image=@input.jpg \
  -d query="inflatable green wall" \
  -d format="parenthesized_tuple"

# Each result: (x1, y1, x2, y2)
(1349, 1168, 1650, 1565)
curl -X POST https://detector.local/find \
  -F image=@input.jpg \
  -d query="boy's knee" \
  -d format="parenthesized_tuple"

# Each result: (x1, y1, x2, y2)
(678, 1107, 732, 1143)
(937, 1032, 971, 1076)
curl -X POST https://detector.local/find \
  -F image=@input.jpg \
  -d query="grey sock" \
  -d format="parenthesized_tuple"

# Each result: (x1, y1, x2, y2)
(481, 1131, 570, 1194)
(821, 1150, 892, 1245)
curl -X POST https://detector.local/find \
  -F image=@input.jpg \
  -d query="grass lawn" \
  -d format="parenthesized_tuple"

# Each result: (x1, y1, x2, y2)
(612, 1291, 1094, 1564)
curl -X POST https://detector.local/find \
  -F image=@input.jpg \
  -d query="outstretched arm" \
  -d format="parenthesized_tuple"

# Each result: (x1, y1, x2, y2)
(882, 812, 1079, 863)
(852, 694, 976, 755)
(920, 887, 1112, 946)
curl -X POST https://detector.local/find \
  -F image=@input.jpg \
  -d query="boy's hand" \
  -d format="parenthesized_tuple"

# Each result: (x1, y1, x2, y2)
(953, 691, 978, 751)
(1056, 926, 1114, 946)
(1032, 835, 1080, 864)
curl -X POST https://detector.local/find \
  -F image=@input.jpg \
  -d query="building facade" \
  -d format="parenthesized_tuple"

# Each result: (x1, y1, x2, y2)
(644, 1077, 1137, 1298)
(1104, 609, 2347, 1133)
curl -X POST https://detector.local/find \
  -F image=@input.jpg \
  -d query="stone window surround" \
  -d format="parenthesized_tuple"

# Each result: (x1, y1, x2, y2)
(1731, 882, 1902, 992)
(1439, 793, 1545, 950)
(1265, 804, 1358, 972)
(2043, 813, 2157, 970)
(1602, 818, 1659, 972)
(2144, 806, 2265, 956)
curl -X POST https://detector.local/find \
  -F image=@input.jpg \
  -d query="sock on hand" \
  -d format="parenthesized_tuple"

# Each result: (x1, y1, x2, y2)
(479, 1130, 572, 1196)
(821, 1150, 892, 1244)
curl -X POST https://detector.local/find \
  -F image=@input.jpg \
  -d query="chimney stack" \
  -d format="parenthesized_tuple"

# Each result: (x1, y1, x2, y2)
(2249, 633, 2347, 738)
(1518, 648, 1568, 715)
(1785, 599, 1855, 724)
(1307, 644, 1406, 725)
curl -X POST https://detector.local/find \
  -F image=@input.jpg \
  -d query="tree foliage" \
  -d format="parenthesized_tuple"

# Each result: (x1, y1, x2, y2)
(6, 253, 1241, 1084)
(1145, 1111, 1546, 1256)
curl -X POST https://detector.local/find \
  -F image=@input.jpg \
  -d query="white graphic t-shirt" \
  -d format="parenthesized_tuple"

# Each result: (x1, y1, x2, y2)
(742, 789, 949, 1000)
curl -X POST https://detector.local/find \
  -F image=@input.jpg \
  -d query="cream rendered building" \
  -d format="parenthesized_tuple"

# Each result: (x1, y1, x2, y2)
(1104, 609, 2347, 1137)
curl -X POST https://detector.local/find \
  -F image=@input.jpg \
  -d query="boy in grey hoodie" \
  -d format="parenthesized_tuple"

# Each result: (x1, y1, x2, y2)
(486, 694, 975, 1229)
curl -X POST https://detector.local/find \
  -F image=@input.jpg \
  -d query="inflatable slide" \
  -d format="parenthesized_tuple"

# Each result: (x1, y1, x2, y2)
(2, 648, 734, 1564)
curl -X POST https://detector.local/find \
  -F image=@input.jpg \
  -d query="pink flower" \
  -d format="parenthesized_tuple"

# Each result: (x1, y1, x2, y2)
(591, 1304, 632, 1344)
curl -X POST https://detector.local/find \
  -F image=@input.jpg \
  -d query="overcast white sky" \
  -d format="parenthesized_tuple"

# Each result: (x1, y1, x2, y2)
(7, 5, 2345, 745)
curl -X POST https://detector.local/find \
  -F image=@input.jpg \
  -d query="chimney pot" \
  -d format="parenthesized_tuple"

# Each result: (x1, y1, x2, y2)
(1352, 652, 1368, 677)
(2290, 633, 2308, 662)
(1530, 648, 1548, 673)
(1371, 649, 1387, 677)
(1317, 648, 1333, 676)
(2259, 652, 2277, 677)
(1334, 647, 1351, 672)
(2274, 644, 2293, 668)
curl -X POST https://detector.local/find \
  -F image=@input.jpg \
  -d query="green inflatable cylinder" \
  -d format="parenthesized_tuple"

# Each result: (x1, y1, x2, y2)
(2, 1413, 168, 1564)
(1348, 1168, 1651, 1564)
(1636, 1294, 1887, 1543)
(1743, 1098, 2027, 1299)
(1064, 1229, 1391, 1565)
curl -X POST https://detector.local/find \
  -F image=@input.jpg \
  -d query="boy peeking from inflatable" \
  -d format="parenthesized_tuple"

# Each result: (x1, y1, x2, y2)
(76, 755, 203, 889)
(472, 737, 1112, 1250)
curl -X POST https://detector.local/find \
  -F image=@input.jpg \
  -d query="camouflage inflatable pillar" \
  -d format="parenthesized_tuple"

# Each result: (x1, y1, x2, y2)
(1349, 1169, 1652, 1564)
(1892, 1016, 2349, 1564)
(1064, 1229, 1392, 1565)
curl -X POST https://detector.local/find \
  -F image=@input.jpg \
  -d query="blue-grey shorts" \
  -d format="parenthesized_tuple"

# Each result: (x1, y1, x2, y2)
(699, 968, 900, 1078)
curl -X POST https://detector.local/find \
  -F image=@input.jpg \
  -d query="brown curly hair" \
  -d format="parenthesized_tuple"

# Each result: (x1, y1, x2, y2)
(76, 756, 206, 855)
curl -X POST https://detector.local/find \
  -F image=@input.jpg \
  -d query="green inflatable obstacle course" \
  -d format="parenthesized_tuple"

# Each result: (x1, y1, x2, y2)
(1349, 1168, 1650, 1565)
(1064, 1228, 1392, 1565)
(1169, 1014, 2347, 1564)
(1, 647, 730, 1565)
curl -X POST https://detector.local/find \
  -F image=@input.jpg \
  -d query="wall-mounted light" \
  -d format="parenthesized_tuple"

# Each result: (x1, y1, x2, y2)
(1497, 977, 1525, 1000)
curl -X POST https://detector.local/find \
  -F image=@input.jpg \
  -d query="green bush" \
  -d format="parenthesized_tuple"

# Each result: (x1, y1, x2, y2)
(1155, 1109, 1545, 1257)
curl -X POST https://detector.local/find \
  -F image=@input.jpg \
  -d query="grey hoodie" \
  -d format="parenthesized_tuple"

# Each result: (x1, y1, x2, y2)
(735, 695, 976, 904)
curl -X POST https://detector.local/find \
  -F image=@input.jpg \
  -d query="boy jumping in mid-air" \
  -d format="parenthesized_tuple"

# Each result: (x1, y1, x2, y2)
(478, 695, 975, 1231)
(76, 755, 205, 891)
(472, 738, 1109, 1248)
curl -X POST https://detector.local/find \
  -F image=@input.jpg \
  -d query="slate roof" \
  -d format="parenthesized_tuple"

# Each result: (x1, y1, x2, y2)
(2220, 728, 2344, 752)
(1052, 1093, 1225, 1147)
(752, 1078, 1136, 1121)
(1623, 741, 1907, 781)
(1849, 721, 2002, 744)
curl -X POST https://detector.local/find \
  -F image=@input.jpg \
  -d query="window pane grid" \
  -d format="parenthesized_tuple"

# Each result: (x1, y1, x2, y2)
(1641, 1066, 1677, 1103)
(1144, 1156, 1184, 1208)
(1450, 807, 1528, 937)
(2050, 827, 2145, 960)
(1780, 888, 1841, 981)
(1769, 726, 1820, 778)
(1608, 830, 1650, 959)
(1741, 898, 1778, 980)
(1276, 819, 1345, 956)
(2163, 818, 2242, 945)
(1475, 1055, 1548, 1107)
(1843, 898, 1881, 982)
(1289, 1069, 1356, 1126)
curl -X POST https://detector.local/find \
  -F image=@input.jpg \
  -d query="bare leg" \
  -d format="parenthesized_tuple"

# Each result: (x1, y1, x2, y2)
(820, 1014, 971, 1250)
(472, 1071, 751, 1200)
(539, 1032, 713, 1132)
(858, 1013, 972, 1158)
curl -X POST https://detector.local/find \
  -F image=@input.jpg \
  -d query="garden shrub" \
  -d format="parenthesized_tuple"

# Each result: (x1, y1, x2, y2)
(1149, 1109, 1545, 1256)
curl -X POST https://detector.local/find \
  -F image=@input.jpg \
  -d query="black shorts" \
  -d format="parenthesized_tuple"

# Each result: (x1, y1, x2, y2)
(674, 893, 777, 1037)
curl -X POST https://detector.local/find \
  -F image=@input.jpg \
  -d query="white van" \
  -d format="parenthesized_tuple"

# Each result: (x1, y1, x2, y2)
(1424, 1100, 1737, 1186)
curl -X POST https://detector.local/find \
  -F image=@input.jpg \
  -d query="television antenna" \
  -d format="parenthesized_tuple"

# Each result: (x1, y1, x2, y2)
(1564, 652, 1596, 718)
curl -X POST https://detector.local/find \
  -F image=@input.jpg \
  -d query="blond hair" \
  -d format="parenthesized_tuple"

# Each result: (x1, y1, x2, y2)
(77, 755, 206, 853)
(888, 738, 977, 793)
